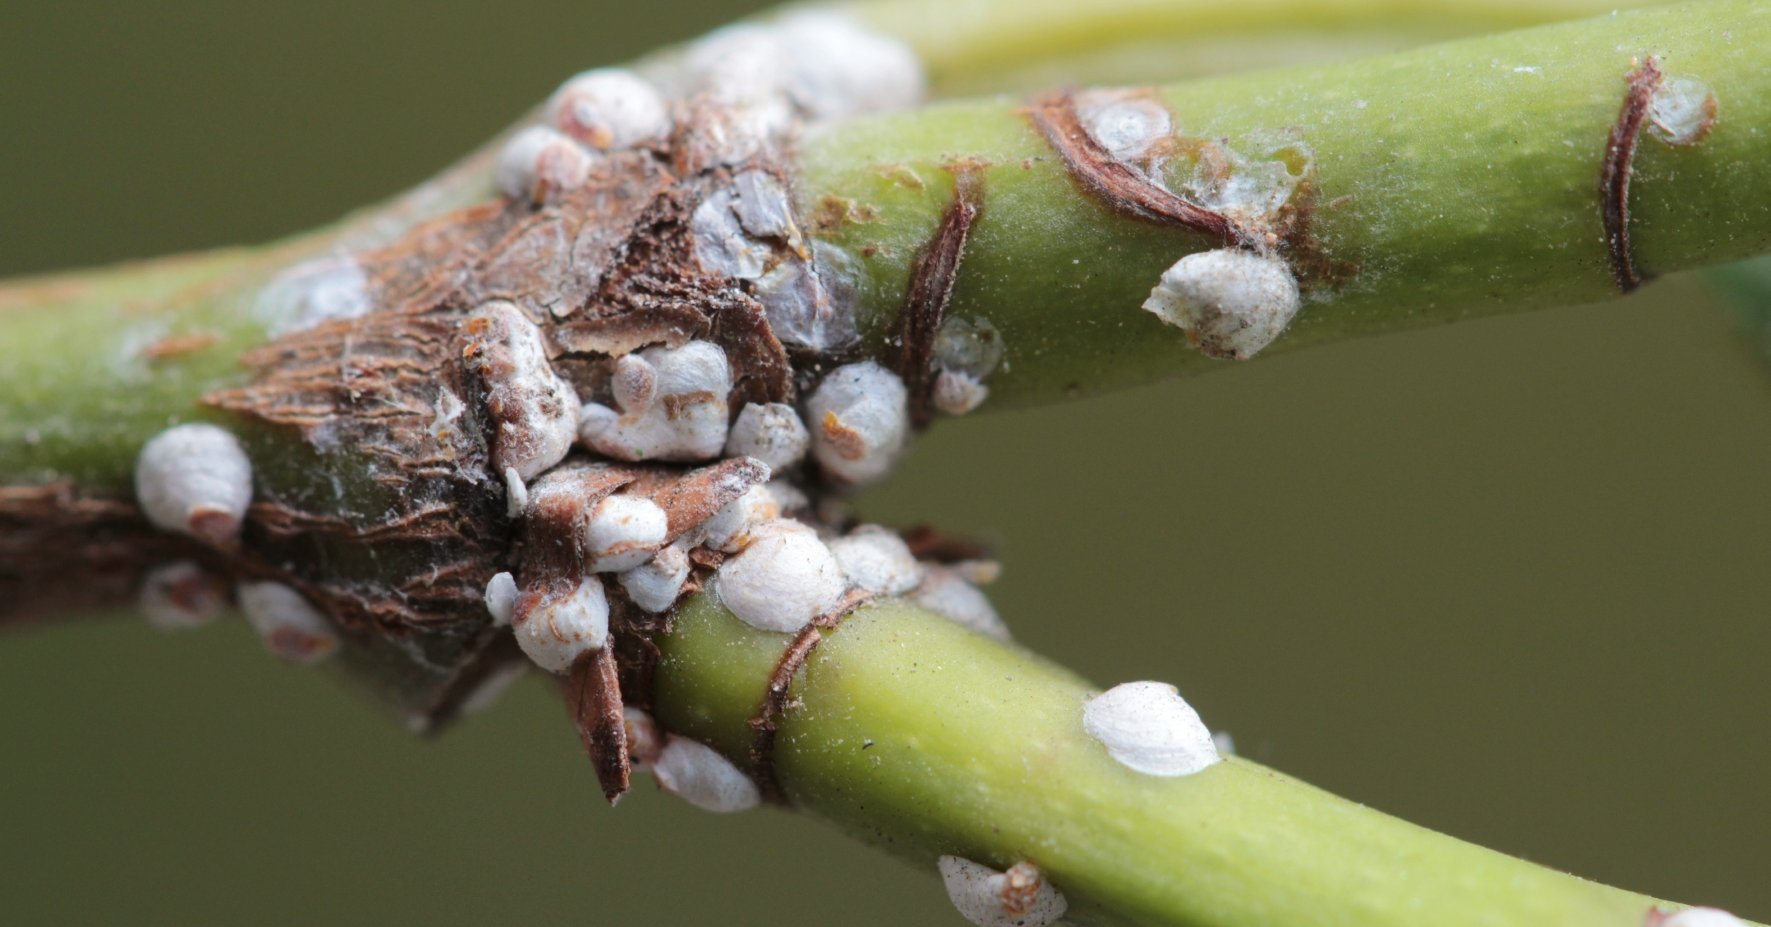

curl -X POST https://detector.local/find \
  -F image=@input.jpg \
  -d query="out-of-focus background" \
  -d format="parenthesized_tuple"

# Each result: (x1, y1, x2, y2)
(1, 1, 1767, 923)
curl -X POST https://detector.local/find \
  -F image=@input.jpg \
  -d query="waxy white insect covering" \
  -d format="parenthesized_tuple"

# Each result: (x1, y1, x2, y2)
(134, 423, 253, 544)
(724, 402, 810, 472)
(583, 494, 669, 573)
(483, 572, 518, 627)
(1082, 681, 1221, 777)
(1650, 908, 1749, 927)
(652, 737, 759, 813)
(1142, 249, 1299, 360)
(937, 856, 1068, 927)
(138, 560, 225, 630)
(512, 575, 609, 673)
(680, 10, 923, 123)
(699, 483, 782, 553)
(618, 544, 691, 613)
(829, 525, 922, 596)
(913, 566, 1008, 640)
(462, 301, 580, 481)
(236, 581, 340, 664)
(806, 361, 909, 486)
(714, 519, 846, 632)
(547, 68, 671, 152)
(495, 125, 596, 204)
(580, 341, 732, 462)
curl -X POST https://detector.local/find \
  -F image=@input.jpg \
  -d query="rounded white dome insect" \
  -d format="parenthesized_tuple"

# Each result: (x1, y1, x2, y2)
(806, 361, 909, 486)
(583, 494, 669, 573)
(495, 125, 596, 204)
(134, 423, 253, 545)
(546, 68, 671, 151)
(1082, 681, 1221, 777)
(829, 525, 922, 596)
(1142, 249, 1299, 360)
(236, 581, 340, 665)
(512, 575, 609, 674)
(652, 737, 759, 813)
(724, 402, 810, 472)
(714, 520, 846, 632)
(937, 856, 1068, 927)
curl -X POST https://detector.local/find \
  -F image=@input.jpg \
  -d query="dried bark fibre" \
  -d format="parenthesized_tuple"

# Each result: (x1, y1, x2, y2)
(895, 164, 986, 429)
(570, 645, 631, 802)
(1601, 57, 1664, 293)
(1027, 91, 1241, 248)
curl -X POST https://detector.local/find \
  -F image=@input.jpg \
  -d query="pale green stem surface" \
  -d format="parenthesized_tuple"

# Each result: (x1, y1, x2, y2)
(655, 595, 1717, 927)
(804, 0, 1771, 407)
(0, 249, 284, 487)
(846, 0, 1659, 92)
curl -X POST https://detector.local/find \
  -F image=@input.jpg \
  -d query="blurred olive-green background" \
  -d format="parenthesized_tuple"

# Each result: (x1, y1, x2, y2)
(2, 1, 1767, 924)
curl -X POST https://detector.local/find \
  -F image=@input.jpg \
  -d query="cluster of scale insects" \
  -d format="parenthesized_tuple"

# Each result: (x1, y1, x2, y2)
(115, 10, 1739, 927)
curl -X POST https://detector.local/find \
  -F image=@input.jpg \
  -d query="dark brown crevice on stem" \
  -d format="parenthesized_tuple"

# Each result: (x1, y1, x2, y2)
(1601, 56, 1664, 293)
(570, 645, 631, 804)
(894, 164, 986, 429)
(1026, 91, 1242, 248)
(748, 587, 875, 805)
(0, 480, 514, 735)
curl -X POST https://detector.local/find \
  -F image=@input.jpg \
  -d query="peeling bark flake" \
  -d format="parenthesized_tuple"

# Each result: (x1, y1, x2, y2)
(896, 166, 985, 428)
(642, 456, 772, 542)
(1601, 57, 1664, 293)
(570, 645, 632, 803)
(1026, 91, 1239, 248)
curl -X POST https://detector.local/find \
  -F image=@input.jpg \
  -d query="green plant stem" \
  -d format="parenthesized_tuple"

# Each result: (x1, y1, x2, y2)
(655, 594, 1723, 927)
(5, 1, 1766, 487)
(803, 0, 1771, 407)
(848, 0, 1657, 93)
(1, 3, 1766, 924)
(0, 249, 285, 486)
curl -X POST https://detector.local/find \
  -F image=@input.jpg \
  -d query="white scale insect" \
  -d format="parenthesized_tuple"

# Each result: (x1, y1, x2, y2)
(806, 361, 910, 487)
(1142, 249, 1300, 361)
(134, 423, 253, 545)
(1082, 681, 1221, 777)
(937, 856, 1068, 927)
(236, 581, 341, 665)
(714, 519, 846, 633)
(583, 494, 669, 573)
(579, 342, 732, 463)
(652, 736, 759, 813)
(511, 575, 609, 674)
